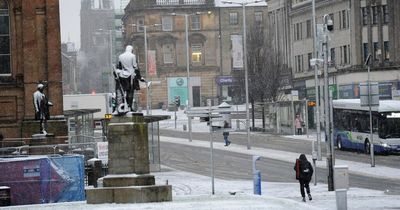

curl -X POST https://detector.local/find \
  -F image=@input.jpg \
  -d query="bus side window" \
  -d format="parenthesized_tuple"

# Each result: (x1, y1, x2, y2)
(352, 115, 361, 132)
(372, 115, 378, 134)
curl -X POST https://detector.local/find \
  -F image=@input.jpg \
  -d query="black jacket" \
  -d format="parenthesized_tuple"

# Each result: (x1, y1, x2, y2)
(294, 154, 314, 182)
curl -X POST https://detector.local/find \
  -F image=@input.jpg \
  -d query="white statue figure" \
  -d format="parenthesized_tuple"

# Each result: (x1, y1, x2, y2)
(33, 83, 52, 134)
(113, 45, 145, 114)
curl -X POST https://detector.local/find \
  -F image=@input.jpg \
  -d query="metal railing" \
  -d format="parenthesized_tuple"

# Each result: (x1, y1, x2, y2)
(0, 135, 106, 157)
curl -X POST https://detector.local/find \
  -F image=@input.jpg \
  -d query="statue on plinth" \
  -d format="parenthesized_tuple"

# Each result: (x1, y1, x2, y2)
(113, 45, 145, 115)
(33, 83, 53, 134)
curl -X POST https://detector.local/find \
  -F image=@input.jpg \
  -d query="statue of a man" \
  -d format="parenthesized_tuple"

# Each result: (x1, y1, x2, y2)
(113, 45, 144, 114)
(33, 83, 52, 134)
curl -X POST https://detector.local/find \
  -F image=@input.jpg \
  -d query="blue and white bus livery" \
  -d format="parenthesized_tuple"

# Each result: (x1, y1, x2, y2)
(333, 99, 400, 154)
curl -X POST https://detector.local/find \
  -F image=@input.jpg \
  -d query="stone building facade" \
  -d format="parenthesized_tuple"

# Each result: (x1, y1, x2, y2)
(61, 42, 78, 94)
(124, 0, 219, 108)
(267, 0, 400, 101)
(123, 0, 268, 108)
(0, 0, 66, 139)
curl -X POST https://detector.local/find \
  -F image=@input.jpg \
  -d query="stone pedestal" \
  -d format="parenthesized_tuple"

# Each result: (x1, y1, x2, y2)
(86, 113, 172, 204)
(28, 133, 66, 155)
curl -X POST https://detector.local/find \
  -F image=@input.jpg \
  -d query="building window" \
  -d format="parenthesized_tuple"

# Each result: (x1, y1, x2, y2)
(229, 12, 238, 25)
(340, 45, 349, 64)
(295, 22, 302, 41)
(363, 43, 369, 63)
(300, 22, 303, 40)
(383, 5, 389, 24)
(91, 0, 111, 9)
(191, 15, 201, 30)
(191, 44, 202, 63)
(307, 53, 312, 70)
(295, 55, 302, 72)
(329, 13, 334, 31)
(162, 16, 173, 31)
(347, 45, 350, 64)
(162, 43, 174, 64)
(306, 20, 311, 38)
(340, 10, 348, 29)
(254, 12, 263, 24)
(362, 7, 368, 25)
(373, 42, 380, 61)
(136, 18, 144, 32)
(0, 0, 10, 75)
(384, 41, 389, 61)
(343, 45, 348, 64)
(372, 6, 378, 25)
(330, 48, 335, 65)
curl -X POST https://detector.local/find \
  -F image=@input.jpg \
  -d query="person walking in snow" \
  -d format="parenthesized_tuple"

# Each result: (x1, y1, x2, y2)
(294, 114, 303, 135)
(294, 154, 313, 202)
(223, 121, 231, 146)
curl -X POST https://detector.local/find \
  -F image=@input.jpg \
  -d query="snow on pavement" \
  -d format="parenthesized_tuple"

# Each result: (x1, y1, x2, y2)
(160, 136, 400, 181)
(4, 167, 400, 210)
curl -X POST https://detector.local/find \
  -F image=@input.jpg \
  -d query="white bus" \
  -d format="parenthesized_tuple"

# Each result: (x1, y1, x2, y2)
(333, 99, 400, 154)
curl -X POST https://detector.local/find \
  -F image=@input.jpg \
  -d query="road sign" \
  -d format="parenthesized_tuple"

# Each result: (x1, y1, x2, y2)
(308, 101, 316, 107)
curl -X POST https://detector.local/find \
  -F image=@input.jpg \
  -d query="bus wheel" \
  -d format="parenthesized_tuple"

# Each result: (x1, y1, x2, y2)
(337, 136, 343, 150)
(364, 140, 371, 154)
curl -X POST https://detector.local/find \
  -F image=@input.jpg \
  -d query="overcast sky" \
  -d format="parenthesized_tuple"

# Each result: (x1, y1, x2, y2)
(59, 0, 81, 49)
(59, 0, 125, 50)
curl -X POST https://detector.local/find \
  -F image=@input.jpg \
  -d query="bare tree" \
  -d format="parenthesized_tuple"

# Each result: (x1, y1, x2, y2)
(233, 24, 290, 129)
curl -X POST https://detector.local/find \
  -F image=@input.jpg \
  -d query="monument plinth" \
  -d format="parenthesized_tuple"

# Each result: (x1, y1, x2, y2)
(86, 113, 172, 204)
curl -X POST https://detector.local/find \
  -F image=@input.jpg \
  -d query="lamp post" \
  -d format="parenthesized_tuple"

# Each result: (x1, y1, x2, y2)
(312, 0, 322, 161)
(132, 24, 161, 115)
(322, 14, 334, 191)
(222, 0, 263, 150)
(170, 12, 209, 142)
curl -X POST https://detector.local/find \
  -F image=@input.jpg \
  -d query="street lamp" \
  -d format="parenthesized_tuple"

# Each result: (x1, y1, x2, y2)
(170, 11, 210, 142)
(322, 14, 334, 191)
(312, 0, 322, 161)
(221, 0, 263, 150)
(131, 23, 161, 115)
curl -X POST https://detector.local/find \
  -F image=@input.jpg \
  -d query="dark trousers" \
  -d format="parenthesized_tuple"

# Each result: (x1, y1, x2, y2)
(223, 135, 230, 145)
(297, 128, 302, 135)
(119, 76, 133, 110)
(299, 179, 310, 197)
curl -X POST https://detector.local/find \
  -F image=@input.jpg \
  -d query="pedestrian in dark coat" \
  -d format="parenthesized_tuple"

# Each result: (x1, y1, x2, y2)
(294, 154, 314, 202)
(223, 121, 231, 146)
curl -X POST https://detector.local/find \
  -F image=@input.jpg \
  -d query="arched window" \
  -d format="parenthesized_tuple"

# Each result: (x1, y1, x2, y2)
(0, 0, 10, 75)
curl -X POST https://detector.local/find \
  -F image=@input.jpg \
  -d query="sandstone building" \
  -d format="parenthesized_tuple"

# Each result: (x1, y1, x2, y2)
(123, 0, 268, 108)
(0, 0, 66, 138)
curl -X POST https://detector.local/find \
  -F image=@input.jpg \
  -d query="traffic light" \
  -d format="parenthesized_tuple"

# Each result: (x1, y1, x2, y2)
(174, 96, 181, 107)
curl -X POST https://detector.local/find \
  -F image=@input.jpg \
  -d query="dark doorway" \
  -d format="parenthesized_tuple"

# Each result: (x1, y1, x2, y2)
(193, 86, 201, 107)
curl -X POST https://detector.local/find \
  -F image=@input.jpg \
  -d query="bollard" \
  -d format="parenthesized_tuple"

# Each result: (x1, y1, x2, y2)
(87, 159, 103, 188)
(334, 165, 349, 210)
(312, 151, 317, 186)
(253, 170, 261, 195)
(93, 160, 103, 188)
(335, 189, 347, 210)
(252, 156, 261, 195)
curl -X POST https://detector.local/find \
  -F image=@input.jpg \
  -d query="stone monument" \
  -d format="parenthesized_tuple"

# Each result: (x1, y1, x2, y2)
(33, 83, 53, 135)
(86, 113, 172, 204)
(113, 45, 145, 114)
